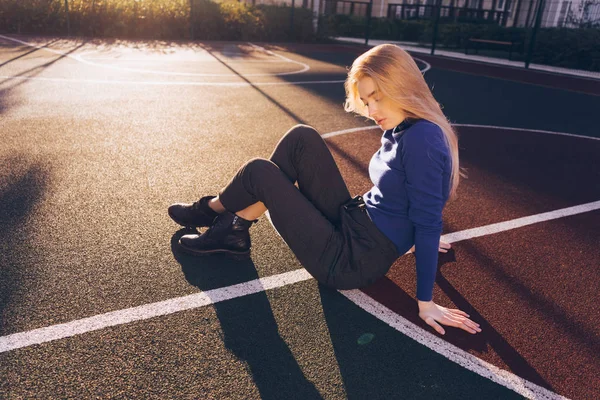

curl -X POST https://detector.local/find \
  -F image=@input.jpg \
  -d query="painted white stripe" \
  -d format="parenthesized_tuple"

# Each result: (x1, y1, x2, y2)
(1, 203, 596, 398)
(248, 42, 311, 73)
(0, 34, 85, 57)
(414, 57, 432, 73)
(339, 289, 571, 400)
(321, 125, 381, 138)
(82, 58, 289, 63)
(322, 124, 600, 142)
(442, 201, 600, 244)
(0, 269, 313, 354)
(75, 49, 309, 77)
(0, 35, 310, 77)
(0, 75, 345, 87)
(1, 199, 598, 355)
(454, 123, 600, 142)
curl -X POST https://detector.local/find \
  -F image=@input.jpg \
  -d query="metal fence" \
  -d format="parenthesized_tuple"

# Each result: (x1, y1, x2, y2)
(324, 0, 371, 16)
(320, 0, 600, 71)
(387, 4, 511, 24)
(6, 0, 598, 71)
(320, 0, 600, 27)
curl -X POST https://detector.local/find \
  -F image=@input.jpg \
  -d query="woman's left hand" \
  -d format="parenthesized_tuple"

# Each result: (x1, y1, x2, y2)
(418, 300, 482, 335)
(407, 240, 451, 254)
(438, 241, 451, 253)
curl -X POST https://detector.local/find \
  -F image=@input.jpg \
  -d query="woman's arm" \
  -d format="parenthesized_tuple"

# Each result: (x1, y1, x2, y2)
(402, 125, 481, 335)
(401, 125, 447, 302)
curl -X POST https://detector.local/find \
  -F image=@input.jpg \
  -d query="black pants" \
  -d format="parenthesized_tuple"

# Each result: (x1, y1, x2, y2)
(218, 125, 399, 289)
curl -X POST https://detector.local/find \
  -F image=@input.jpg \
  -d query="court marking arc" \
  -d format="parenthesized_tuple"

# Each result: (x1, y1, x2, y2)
(0, 35, 310, 77)
(0, 34, 431, 84)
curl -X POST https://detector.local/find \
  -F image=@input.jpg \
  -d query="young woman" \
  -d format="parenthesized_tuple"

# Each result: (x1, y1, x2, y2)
(168, 44, 481, 336)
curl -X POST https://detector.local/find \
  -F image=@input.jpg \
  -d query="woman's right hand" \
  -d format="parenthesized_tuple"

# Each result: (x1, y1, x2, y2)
(418, 300, 482, 335)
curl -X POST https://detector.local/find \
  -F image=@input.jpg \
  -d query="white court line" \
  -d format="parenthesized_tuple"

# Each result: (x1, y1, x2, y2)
(2, 199, 598, 400)
(340, 290, 570, 400)
(0, 74, 345, 87)
(0, 35, 310, 77)
(82, 58, 289, 63)
(321, 125, 380, 138)
(322, 123, 600, 142)
(2, 201, 597, 400)
(442, 201, 600, 243)
(0, 269, 313, 354)
(0, 34, 424, 86)
(455, 123, 600, 142)
(0, 34, 428, 85)
(75, 48, 309, 77)
(414, 56, 432, 73)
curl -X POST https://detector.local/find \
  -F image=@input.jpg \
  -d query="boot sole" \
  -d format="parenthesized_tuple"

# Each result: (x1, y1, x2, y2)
(178, 239, 251, 260)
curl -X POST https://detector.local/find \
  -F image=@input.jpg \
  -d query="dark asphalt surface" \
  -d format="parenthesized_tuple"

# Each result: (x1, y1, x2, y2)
(1, 34, 599, 399)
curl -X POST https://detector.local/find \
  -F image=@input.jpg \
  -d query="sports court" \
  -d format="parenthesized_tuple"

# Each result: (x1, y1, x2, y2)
(0, 33, 599, 399)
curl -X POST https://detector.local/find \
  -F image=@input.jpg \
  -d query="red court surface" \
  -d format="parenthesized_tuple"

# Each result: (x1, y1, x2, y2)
(325, 126, 600, 400)
(274, 42, 600, 96)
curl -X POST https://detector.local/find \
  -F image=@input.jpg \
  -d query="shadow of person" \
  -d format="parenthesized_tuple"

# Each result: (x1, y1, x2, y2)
(435, 249, 554, 389)
(170, 230, 322, 400)
(317, 251, 532, 399)
(0, 158, 50, 335)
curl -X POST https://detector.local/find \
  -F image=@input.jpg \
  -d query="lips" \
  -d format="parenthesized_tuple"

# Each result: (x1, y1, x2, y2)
(376, 118, 386, 125)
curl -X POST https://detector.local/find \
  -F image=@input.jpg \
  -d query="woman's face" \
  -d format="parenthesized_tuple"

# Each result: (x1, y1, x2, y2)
(357, 76, 406, 131)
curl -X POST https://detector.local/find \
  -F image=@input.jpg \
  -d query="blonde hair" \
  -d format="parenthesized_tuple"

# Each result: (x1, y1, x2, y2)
(344, 44, 462, 200)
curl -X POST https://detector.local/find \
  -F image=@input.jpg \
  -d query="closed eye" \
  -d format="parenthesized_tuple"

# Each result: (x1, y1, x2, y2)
(360, 90, 378, 107)
(363, 97, 379, 107)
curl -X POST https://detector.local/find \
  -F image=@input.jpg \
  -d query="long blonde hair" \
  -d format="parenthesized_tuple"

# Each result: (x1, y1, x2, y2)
(344, 44, 462, 200)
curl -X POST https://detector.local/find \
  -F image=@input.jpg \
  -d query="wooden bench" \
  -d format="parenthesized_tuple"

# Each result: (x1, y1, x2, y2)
(465, 38, 517, 60)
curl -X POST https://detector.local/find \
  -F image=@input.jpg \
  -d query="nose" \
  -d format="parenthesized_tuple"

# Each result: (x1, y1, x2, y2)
(367, 103, 378, 117)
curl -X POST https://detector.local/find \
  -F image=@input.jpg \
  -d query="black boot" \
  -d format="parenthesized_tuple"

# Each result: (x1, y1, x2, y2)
(168, 196, 219, 228)
(178, 211, 257, 258)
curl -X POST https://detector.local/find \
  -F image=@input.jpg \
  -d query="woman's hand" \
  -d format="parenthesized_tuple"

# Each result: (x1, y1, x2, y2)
(418, 300, 482, 335)
(438, 241, 451, 253)
(407, 240, 451, 254)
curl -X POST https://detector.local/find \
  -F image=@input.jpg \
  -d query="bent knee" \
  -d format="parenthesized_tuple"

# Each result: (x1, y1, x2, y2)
(245, 157, 277, 171)
(243, 158, 281, 179)
(285, 124, 321, 143)
(242, 158, 286, 188)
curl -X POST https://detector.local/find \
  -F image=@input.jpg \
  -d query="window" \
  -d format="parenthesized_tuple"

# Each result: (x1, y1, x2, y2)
(558, 0, 571, 27)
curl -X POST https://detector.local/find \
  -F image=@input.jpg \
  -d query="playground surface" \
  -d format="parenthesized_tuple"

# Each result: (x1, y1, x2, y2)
(1, 34, 599, 399)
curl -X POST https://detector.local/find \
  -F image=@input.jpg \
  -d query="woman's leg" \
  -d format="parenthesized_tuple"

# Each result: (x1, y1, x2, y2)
(268, 124, 351, 224)
(216, 124, 351, 220)
(217, 157, 344, 284)
(181, 125, 396, 287)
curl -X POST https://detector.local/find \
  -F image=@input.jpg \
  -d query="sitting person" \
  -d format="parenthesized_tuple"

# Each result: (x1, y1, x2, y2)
(168, 44, 480, 336)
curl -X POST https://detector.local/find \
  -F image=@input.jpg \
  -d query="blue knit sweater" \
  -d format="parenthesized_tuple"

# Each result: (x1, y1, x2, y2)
(363, 118, 451, 301)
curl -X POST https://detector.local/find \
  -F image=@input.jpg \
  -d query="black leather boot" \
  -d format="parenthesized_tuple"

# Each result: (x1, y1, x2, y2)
(168, 196, 219, 228)
(178, 211, 257, 258)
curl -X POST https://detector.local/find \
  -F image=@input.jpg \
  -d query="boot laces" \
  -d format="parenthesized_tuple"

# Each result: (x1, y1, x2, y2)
(205, 213, 230, 238)
(190, 199, 204, 211)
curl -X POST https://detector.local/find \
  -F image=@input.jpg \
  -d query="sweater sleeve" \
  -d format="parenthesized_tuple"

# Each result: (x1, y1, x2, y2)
(401, 125, 447, 301)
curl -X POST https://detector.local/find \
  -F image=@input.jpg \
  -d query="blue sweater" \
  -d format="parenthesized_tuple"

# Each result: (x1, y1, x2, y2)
(363, 118, 451, 301)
